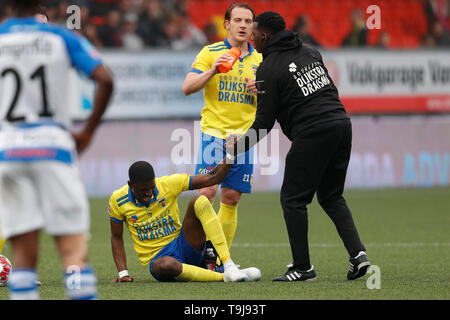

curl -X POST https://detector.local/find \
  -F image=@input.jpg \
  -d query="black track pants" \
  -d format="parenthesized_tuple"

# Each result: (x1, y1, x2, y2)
(280, 119, 366, 268)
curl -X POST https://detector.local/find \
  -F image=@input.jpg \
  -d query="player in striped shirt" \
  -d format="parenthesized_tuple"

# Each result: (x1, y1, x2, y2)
(0, 0, 113, 299)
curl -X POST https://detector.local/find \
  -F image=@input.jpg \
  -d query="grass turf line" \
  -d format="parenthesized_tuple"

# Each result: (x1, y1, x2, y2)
(1, 188, 449, 300)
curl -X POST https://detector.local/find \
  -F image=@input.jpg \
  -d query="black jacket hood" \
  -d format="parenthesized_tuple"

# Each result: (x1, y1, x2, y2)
(262, 30, 303, 59)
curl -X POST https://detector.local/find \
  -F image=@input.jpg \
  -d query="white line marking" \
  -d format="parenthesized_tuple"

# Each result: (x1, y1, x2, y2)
(232, 242, 450, 248)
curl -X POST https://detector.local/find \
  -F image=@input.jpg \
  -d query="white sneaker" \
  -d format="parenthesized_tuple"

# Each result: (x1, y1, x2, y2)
(223, 265, 249, 282)
(240, 267, 261, 281)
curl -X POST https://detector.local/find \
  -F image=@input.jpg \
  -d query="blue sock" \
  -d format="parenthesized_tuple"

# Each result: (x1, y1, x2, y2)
(8, 268, 39, 300)
(64, 265, 98, 300)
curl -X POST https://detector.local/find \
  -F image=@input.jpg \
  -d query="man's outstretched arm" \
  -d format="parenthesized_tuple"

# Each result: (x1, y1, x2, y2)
(189, 159, 235, 190)
(110, 219, 133, 283)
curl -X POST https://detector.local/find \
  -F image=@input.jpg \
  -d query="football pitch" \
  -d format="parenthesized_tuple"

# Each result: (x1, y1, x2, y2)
(1, 187, 449, 300)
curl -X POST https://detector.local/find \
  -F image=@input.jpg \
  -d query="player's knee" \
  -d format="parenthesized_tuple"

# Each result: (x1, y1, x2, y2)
(197, 187, 217, 202)
(317, 195, 345, 208)
(152, 257, 182, 279)
(189, 194, 201, 207)
(279, 192, 290, 208)
(280, 192, 308, 213)
(221, 189, 241, 206)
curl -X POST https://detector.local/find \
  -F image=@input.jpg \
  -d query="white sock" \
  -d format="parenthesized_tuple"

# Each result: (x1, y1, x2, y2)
(8, 268, 39, 300)
(223, 259, 238, 271)
(64, 265, 98, 300)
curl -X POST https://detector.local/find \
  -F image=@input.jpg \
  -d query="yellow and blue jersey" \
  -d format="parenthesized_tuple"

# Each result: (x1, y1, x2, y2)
(191, 38, 262, 139)
(108, 174, 192, 266)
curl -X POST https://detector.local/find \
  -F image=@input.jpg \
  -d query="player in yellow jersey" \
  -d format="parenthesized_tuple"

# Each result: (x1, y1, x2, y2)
(109, 160, 261, 283)
(182, 3, 262, 263)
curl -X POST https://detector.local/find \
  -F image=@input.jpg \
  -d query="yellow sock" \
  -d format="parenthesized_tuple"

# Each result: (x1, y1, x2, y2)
(218, 202, 238, 249)
(174, 263, 223, 282)
(194, 195, 231, 263)
(0, 236, 5, 254)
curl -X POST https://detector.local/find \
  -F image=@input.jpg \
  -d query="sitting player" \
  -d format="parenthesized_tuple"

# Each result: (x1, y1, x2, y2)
(109, 160, 261, 282)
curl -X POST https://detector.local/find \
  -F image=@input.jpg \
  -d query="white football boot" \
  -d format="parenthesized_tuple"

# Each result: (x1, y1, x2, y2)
(223, 260, 249, 282)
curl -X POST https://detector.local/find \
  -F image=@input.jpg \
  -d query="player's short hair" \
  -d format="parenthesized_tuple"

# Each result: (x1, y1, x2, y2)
(128, 161, 155, 183)
(255, 11, 286, 35)
(224, 3, 255, 21)
(39, 5, 49, 21)
(8, 0, 41, 8)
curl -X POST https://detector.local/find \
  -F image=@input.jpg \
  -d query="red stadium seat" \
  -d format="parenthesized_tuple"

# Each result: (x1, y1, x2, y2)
(91, 16, 106, 26)
(271, 0, 290, 18)
(402, 35, 420, 48)
(367, 28, 382, 46)
(252, 0, 271, 14)
(185, 0, 429, 49)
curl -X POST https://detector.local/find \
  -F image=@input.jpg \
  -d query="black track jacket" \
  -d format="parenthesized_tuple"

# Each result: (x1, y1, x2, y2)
(236, 30, 349, 153)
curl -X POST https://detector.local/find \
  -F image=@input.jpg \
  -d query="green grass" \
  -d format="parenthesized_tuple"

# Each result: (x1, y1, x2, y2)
(1, 188, 450, 300)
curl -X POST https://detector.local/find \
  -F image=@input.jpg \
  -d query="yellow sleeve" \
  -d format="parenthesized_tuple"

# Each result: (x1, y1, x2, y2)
(108, 193, 124, 223)
(191, 46, 213, 73)
(164, 173, 192, 197)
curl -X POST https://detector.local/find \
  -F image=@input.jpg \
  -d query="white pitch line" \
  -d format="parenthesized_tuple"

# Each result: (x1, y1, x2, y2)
(232, 242, 450, 248)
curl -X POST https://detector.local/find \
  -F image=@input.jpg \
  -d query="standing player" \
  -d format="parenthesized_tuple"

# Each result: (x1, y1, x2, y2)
(182, 3, 262, 260)
(0, 0, 113, 299)
(109, 161, 261, 283)
(0, 0, 47, 261)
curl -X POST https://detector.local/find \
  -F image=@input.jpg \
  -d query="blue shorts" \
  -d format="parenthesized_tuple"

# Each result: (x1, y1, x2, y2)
(149, 228, 205, 282)
(195, 132, 253, 193)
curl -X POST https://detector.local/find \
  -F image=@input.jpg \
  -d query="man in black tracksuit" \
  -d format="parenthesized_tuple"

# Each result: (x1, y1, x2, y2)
(228, 12, 371, 281)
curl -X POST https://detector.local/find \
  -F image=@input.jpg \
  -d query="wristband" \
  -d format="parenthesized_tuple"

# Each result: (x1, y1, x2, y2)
(118, 270, 129, 278)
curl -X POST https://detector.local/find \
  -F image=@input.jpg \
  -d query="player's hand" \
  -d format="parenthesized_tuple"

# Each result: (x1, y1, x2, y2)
(225, 133, 241, 162)
(111, 276, 134, 283)
(245, 78, 257, 94)
(211, 53, 232, 74)
(71, 131, 93, 155)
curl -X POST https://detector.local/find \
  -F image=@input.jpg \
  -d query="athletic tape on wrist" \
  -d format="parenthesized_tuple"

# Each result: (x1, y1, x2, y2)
(119, 270, 129, 278)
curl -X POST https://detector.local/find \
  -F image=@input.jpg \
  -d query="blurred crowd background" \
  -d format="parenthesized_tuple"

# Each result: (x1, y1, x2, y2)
(0, 0, 449, 50)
